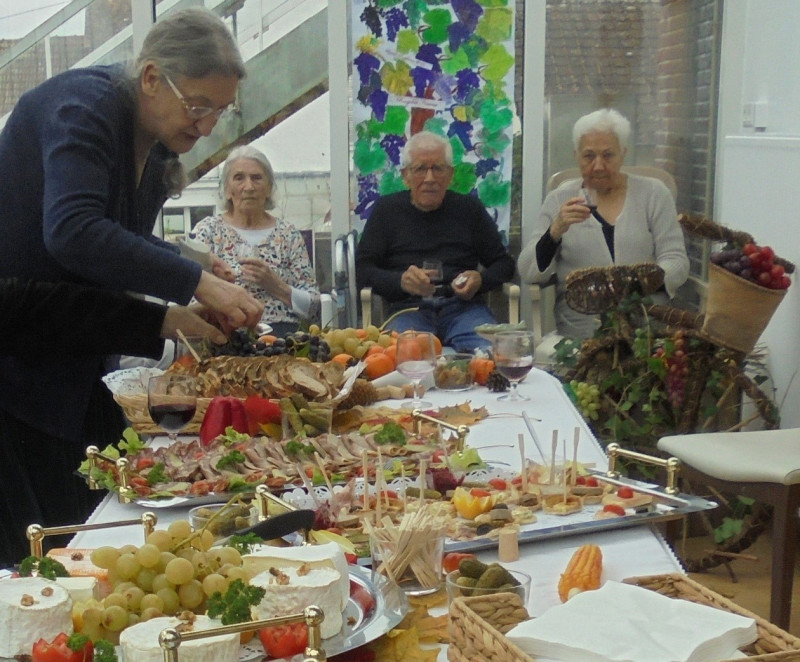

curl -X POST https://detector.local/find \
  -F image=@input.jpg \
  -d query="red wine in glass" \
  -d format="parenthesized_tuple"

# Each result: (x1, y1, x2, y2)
(492, 331, 535, 402)
(582, 186, 598, 214)
(148, 403, 197, 431)
(496, 362, 533, 382)
(147, 374, 198, 440)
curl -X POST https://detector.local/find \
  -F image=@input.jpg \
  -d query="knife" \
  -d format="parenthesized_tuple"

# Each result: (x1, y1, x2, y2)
(229, 509, 316, 543)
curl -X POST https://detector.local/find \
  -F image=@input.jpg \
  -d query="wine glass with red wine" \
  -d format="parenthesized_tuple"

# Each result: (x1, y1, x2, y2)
(581, 184, 598, 215)
(147, 374, 198, 441)
(491, 331, 535, 402)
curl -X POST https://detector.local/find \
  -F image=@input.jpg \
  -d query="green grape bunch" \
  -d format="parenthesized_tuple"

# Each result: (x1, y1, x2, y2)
(570, 380, 601, 420)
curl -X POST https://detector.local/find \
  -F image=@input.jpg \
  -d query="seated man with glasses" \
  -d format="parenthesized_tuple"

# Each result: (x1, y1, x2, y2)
(356, 131, 515, 352)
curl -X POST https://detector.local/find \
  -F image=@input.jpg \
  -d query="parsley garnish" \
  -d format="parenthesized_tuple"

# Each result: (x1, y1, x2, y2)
(18, 555, 69, 580)
(374, 421, 406, 446)
(228, 532, 263, 555)
(67, 633, 90, 652)
(216, 449, 246, 471)
(94, 639, 118, 662)
(146, 461, 168, 486)
(207, 578, 266, 625)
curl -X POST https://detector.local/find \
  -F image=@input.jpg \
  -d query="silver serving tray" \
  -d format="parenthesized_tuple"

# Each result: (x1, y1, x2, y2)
(443, 471, 717, 553)
(239, 564, 408, 660)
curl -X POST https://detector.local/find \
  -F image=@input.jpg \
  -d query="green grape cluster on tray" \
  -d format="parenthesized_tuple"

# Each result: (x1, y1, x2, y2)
(74, 518, 249, 645)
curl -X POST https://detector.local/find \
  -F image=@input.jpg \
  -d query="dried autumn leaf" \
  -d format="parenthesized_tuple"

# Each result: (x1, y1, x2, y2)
(437, 403, 489, 426)
(369, 627, 421, 662)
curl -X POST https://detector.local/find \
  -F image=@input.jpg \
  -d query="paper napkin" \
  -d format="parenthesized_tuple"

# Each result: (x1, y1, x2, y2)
(506, 580, 757, 662)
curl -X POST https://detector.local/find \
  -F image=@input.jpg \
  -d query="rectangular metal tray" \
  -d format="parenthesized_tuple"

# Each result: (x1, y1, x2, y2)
(442, 471, 717, 553)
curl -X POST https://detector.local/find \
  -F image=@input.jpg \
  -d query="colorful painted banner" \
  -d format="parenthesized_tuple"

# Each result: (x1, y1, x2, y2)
(351, 0, 516, 240)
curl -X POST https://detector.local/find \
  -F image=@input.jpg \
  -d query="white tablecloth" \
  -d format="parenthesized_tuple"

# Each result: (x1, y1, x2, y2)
(71, 368, 683, 660)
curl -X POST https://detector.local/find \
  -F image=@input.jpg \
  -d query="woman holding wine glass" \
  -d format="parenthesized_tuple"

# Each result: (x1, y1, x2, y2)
(517, 108, 689, 340)
(147, 374, 198, 441)
(491, 331, 535, 402)
(395, 330, 437, 409)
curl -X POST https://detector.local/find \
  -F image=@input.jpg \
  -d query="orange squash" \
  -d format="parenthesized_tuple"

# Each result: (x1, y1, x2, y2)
(557, 544, 603, 602)
(470, 357, 495, 386)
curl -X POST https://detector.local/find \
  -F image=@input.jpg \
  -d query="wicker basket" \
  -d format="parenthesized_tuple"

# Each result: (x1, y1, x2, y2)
(702, 263, 786, 354)
(114, 393, 214, 435)
(447, 574, 800, 662)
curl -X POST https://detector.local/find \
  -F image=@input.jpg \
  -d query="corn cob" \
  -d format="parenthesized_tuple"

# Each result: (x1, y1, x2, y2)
(557, 544, 603, 602)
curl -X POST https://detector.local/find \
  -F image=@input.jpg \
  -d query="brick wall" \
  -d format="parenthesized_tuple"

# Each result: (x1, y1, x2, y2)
(657, 0, 720, 217)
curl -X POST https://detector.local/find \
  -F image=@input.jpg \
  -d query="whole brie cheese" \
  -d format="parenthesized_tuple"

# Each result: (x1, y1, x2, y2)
(251, 565, 342, 639)
(119, 615, 239, 662)
(0, 577, 73, 657)
(243, 541, 350, 609)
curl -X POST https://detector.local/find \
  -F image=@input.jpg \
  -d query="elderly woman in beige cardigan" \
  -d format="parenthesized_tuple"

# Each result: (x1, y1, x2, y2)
(518, 109, 689, 340)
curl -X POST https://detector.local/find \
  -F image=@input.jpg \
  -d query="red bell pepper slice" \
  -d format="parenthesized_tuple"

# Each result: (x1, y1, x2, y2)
(243, 395, 282, 436)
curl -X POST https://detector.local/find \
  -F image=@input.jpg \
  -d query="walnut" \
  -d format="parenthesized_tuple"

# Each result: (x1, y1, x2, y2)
(70, 551, 84, 561)
(296, 562, 311, 577)
(269, 566, 290, 585)
(20, 594, 35, 607)
(40, 586, 54, 597)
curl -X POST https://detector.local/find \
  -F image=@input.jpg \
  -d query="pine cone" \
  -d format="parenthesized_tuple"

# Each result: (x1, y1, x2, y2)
(336, 378, 378, 410)
(486, 369, 510, 392)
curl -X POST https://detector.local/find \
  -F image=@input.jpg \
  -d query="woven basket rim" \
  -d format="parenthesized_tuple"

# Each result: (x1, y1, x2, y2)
(448, 574, 800, 662)
(708, 262, 787, 298)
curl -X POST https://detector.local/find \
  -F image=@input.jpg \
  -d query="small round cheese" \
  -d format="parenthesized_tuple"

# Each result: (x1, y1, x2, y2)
(0, 577, 73, 657)
(119, 615, 239, 662)
(251, 565, 342, 639)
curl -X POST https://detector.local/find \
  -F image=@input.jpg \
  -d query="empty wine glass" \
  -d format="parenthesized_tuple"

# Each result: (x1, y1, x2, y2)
(491, 331, 535, 402)
(147, 374, 198, 441)
(395, 330, 437, 409)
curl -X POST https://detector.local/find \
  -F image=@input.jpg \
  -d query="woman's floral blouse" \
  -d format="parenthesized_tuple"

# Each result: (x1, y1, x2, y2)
(192, 214, 320, 325)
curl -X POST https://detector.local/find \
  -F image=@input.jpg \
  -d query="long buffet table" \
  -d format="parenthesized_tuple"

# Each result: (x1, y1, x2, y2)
(69, 368, 684, 659)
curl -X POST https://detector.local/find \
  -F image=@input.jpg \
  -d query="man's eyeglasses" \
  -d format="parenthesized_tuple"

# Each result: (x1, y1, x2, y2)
(407, 163, 452, 178)
(164, 74, 236, 121)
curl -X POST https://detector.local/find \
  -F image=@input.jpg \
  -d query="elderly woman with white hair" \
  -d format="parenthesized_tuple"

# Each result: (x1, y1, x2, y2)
(518, 108, 689, 340)
(193, 145, 320, 336)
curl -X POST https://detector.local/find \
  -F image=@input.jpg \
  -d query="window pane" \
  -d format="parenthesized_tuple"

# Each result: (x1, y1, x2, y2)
(545, 0, 721, 219)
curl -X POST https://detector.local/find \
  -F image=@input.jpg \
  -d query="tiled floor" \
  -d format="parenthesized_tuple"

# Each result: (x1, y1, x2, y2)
(676, 531, 800, 636)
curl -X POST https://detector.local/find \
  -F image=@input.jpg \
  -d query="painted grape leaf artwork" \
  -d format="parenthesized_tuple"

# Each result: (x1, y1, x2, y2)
(352, 0, 516, 237)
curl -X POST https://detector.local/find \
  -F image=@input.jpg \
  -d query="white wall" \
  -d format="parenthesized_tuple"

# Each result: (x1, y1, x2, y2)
(718, 2, 800, 427)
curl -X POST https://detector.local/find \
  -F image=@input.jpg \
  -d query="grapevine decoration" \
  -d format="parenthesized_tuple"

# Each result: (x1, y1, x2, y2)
(352, 0, 516, 237)
(558, 213, 793, 572)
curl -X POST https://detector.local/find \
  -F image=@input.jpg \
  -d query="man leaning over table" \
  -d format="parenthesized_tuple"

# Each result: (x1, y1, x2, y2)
(355, 131, 515, 352)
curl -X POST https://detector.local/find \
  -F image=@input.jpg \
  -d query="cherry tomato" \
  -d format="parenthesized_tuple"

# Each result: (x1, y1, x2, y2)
(584, 476, 599, 487)
(470, 488, 492, 498)
(602, 504, 626, 517)
(575, 475, 587, 485)
(443, 552, 476, 574)
(136, 457, 155, 471)
(488, 478, 508, 490)
(189, 480, 213, 496)
(32, 633, 93, 662)
(128, 475, 152, 497)
(617, 486, 635, 499)
(258, 623, 308, 659)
